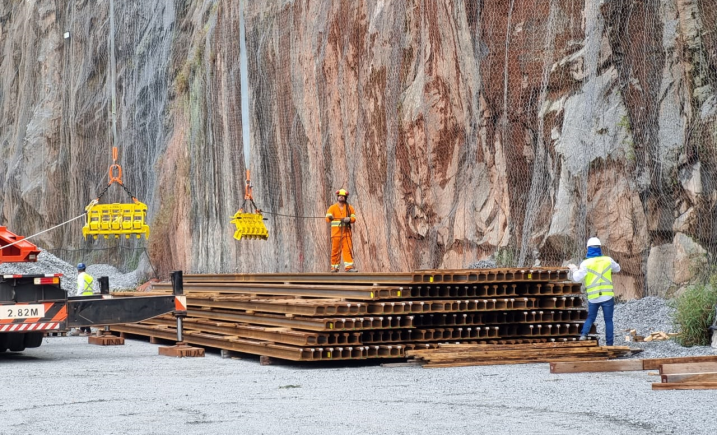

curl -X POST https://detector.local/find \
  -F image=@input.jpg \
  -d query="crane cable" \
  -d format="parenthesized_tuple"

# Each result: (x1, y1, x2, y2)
(0, 208, 93, 251)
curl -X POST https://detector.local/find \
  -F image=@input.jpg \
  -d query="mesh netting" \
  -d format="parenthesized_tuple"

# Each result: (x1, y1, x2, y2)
(236, 2, 716, 297)
(1, 1, 714, 299)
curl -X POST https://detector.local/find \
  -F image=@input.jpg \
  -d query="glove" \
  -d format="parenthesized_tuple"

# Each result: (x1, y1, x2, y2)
(567, 264, 578, 271)
(343, 217, 351, 223)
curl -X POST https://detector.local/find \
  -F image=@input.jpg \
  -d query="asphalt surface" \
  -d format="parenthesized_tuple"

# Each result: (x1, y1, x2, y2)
(0, 336, 715, 435)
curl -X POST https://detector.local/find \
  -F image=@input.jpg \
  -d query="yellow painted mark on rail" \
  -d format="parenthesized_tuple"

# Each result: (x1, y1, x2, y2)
(528, 273, 532, 279)
(429, 276, 434, 283)
(370, 292, 374, 298)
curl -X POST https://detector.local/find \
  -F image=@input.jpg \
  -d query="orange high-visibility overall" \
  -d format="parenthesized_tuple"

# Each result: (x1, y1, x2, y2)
(326, 203, 356, 271)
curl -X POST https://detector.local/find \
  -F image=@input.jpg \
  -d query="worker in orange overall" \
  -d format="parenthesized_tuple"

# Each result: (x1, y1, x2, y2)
(326, 189, 357, 272)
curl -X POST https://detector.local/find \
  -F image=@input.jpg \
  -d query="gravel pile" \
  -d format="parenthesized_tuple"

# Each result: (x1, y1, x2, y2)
(466, 259, 497, 269)
(592, 296, 716, 359)
(0, 249, 142, 293)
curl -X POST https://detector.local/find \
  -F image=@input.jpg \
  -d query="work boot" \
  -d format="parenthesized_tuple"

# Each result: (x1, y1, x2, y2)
(578, 335, 587, 341)
(67, 329, 79, 336)
(330, 268, 339, 273)
(345, 268, 359, 273)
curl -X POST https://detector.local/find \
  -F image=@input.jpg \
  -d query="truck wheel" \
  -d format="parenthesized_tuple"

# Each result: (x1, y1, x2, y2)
(24, 332, 44, 348)
(7, 334, 26, 352)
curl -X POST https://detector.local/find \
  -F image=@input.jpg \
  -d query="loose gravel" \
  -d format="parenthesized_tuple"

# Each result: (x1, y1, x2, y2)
(0, 337, 715, 435)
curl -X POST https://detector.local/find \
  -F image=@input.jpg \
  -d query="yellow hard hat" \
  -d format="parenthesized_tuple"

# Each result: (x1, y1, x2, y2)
(336, 189, 349, 197)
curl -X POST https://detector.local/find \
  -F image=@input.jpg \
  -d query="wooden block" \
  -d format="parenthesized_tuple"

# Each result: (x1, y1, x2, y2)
(87, 335, 125, 346)
(661, 373, 717, 383)
(642, 355, 716, 370)
(158, 344, 205, 358)
(652, 382, 716, 390)
(550, 359, 644, 373)
(260, 355, 284, 365)
(659, 362, 717, 375)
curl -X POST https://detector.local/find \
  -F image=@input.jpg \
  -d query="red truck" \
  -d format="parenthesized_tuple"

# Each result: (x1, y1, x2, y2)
(0, 226, 184, 352)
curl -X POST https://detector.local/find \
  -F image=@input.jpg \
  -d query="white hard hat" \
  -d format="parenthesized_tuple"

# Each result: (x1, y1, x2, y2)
(586, 237, 601, 247)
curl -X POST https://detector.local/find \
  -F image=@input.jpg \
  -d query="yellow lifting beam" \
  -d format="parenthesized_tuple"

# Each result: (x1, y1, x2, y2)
(230, 170, 269, 241)
(82, 147, 150, 239)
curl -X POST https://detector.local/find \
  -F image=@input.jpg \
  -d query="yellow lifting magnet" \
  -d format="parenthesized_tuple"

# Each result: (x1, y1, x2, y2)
(82, 147, 150, 239)
(230, 170, 269, 241)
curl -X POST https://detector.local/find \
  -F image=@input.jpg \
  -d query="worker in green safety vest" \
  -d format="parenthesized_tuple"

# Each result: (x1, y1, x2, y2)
(76, 262, 95, 336)
(568, 237, 621, 346)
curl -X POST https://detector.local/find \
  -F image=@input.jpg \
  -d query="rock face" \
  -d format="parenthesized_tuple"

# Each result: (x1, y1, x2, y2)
(0, 1, 715, 299)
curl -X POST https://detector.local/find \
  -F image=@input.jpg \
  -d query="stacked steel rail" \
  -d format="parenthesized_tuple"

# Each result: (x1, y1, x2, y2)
(111, 268, 599, 362)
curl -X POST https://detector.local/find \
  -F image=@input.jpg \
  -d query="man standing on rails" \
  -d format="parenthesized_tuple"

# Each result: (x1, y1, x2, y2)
(568, 237, 621, 346)
(326, 189, 358, 273)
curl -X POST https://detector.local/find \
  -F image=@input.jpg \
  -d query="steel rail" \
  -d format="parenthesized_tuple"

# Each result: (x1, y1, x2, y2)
(141, 316, 362, 346)
(186, 309, 416, 331)
(111, 323, 404, 361)
(182, 272, 414, 285)
(185, 296, 587, 317)
(403, 337, 578, 352)
(412, 267, 569, 283)
(498, 323, 593, 337)
(180, 268, 570, 286)
(188, 298, 368, 317)
(361, 326, 502, 344)
(537, 296, 584, 309)
(150, 282, 405, 300)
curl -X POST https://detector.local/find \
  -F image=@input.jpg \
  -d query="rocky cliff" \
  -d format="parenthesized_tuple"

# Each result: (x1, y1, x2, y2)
(1, 0, 715, 299)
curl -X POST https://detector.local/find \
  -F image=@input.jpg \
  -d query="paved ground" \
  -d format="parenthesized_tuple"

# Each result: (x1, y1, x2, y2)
(0, 336, 715, 435)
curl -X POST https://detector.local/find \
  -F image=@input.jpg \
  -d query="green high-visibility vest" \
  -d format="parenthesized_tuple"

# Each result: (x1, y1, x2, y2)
(583, 256, 614, 299)
(80, 273, 94, 295)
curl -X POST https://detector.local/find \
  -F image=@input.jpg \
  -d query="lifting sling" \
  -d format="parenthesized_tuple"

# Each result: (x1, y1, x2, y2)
(230, 170, 269, 241)
(82, 147, 150, 239)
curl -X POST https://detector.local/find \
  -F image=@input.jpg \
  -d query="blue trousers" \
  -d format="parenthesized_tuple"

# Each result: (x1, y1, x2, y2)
(581, 298, 615, 346)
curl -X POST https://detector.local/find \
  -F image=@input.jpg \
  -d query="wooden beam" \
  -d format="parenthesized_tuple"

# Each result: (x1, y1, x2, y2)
(642, 355, 716, 370)
(381, 359, 424, 368)
(652, 382, 716, 390)
(550, 359, 644, 373)
(427, 356, 617, 368)
(661, 373, 717, 383)
(659, 362, 717, 375)
(550, 355, 717, 373)
(434, 341, 601, 351)
(413, 347, 613, 360)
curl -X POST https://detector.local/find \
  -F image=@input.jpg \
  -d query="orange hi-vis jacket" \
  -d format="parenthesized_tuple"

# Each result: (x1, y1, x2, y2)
(325, 203, 356, 237)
